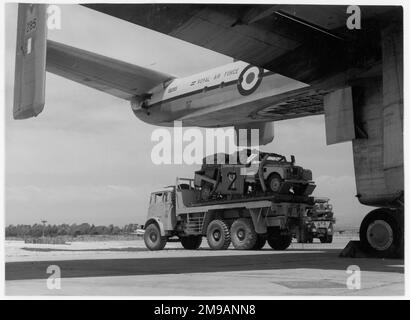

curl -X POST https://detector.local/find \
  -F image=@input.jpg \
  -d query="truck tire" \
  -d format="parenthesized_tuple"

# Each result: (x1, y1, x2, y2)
(206, 219, 231, 250)
(268, 234, 292, 250)
(180, 235, 202, 250)
(267, 173, 283, 193)
(144, 223, 167, 251)
(230, 218, 257, 250)
(252, 235, 266, 250)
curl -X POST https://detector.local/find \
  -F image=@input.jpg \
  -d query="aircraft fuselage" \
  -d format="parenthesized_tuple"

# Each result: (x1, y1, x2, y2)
(132, 61, 308, 127)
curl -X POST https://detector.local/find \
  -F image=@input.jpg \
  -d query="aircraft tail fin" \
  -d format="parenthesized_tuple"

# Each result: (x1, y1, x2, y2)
(13, 4, 48, 119)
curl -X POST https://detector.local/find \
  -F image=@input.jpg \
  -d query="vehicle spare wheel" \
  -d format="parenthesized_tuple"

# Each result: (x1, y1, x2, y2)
(230, 218, 258, 250)
(206, 219, 231, 250)
(180, 235, 202, 250)
(359, 208, 402, 258)
(144, 223, 167, 251)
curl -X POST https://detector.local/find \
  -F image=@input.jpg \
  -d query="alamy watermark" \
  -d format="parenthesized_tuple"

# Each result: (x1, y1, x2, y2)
(346, 265, 361, 290)
(150, 121, 260, 165)
(46, 265, 61, 290)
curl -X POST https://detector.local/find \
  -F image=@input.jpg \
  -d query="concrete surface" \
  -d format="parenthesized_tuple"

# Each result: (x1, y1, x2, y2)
(5, 236, 404, 296)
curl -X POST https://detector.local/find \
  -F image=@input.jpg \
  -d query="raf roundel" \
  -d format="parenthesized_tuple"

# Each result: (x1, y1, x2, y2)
(237, 65, 263, 96)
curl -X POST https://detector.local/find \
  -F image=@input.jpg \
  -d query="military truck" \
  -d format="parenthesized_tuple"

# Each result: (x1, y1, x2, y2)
(144, 177, 315, 251)
(194, 150, 315, 201)
(299, 198, 335, 243)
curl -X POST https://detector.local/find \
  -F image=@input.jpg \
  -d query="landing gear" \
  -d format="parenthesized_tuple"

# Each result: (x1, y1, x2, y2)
(359, 208, 403, 258)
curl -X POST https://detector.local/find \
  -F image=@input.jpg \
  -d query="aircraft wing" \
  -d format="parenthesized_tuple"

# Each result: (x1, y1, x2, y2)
(13, 4, 174, 119)
(179, 86, 331, 127)
(46, 40, 174, 100)
(84, 4, 396, 85)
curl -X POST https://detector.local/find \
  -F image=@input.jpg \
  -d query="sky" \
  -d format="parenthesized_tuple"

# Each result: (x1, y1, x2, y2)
(5, 4, 370, 228)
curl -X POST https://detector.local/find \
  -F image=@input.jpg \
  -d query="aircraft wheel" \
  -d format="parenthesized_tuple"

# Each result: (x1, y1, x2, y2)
(267, 173, 283, 193)
(206, 219, 231, 250)
(230, 218, 257, 250)
(144, 223, 167, 251)
(359, 208, 402, 258)
(252, 234, 266, 250)
(268, 233, 292, 250)
(180, 235, 202, 250)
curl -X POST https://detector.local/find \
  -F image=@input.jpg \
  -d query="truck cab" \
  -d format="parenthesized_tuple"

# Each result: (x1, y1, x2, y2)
(146, 188, 176, 237)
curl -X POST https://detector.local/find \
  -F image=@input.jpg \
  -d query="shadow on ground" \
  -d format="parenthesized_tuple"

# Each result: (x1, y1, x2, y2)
(6, 249, 403, 280)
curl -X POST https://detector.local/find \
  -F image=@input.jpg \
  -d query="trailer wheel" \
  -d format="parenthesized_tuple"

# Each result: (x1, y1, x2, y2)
(180, 235, 202, 250)
(144, 223, 167, 251)
(252, 235, 266, 250)
(230, 218, 257, 250)
(267, 173, 283, 193)
(206, 219, 231, 250)
(268, 234, 292, 250)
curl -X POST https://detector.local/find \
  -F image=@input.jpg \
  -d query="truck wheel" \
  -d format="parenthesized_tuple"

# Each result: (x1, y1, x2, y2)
(252, 235, 266, 250)
(359, 208, 402, 257)
(267, 173, 282, 193)
(180, 235, 202, 250)
(268, 234, 292, 250)
(320, 235, 333, 243)
(144, 223, 167, 251)
(230, 218, 257, 250)
(206, 219, 231, 250)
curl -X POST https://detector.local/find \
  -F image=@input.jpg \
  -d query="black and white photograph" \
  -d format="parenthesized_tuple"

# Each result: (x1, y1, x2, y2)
(2, 0, 407, 301)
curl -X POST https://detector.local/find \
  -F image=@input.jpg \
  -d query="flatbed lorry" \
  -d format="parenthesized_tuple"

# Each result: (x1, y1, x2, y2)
(144, 178, 315, 251)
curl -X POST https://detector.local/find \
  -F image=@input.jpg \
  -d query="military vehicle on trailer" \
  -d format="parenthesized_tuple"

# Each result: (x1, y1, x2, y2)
(194, 151, 315, 201)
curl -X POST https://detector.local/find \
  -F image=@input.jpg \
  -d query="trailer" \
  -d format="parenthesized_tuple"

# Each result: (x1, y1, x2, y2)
(144, 178, 315, 251)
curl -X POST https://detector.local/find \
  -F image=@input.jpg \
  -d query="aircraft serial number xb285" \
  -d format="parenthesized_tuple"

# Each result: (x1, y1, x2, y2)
(13, 4, 404, 258)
